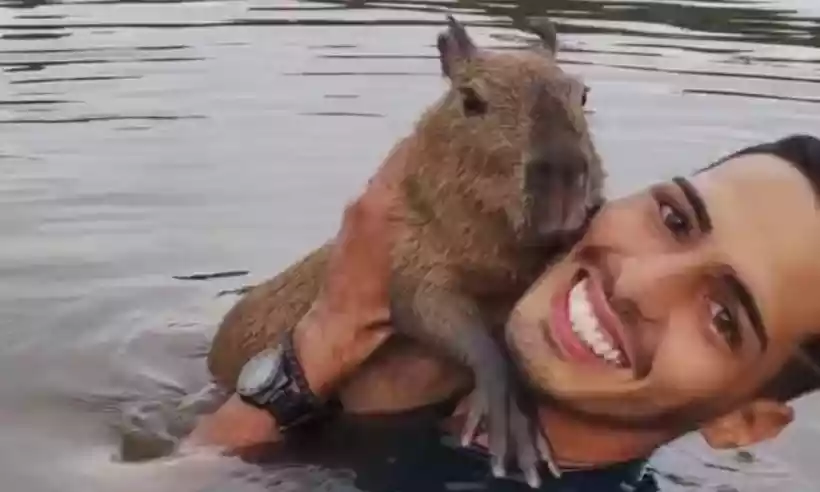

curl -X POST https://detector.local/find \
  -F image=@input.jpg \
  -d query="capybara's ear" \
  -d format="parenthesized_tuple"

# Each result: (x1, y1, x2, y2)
(437, 15, 477, 78)
(526, 16, 558, 55)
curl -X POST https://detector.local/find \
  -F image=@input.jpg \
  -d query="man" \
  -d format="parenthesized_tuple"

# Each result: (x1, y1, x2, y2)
(187, 134, 820, 491)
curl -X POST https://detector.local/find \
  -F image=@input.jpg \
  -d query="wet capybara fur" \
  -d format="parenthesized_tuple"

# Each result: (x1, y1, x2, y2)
(207, 16, 603, 482)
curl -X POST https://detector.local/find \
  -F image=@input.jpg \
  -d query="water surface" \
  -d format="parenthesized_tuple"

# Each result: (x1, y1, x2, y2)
(2, 0, 820, 490)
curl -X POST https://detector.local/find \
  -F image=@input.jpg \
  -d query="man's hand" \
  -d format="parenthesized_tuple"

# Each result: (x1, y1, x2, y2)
(187, 146, 405, 451)
(291, 138, 407, 398)
(293, 175, 399, 397)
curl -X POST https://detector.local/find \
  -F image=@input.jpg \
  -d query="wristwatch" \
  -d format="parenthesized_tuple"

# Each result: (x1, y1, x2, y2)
(235, 332, 330, 431)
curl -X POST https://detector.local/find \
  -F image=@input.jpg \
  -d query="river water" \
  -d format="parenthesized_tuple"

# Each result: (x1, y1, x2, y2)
(1, 0, 820, 491)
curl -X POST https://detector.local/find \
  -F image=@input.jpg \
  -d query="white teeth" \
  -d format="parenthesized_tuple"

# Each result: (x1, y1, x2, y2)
(568, 279, 624, 366)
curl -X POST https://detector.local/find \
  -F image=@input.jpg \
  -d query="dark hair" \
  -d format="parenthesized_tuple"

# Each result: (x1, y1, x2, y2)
(702, 134, 820, 402)
(699, 134, 820, 199)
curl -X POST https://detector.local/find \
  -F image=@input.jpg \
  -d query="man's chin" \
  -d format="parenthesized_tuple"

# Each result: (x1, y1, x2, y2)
(505, 317, 691, 431)
(505, 305, 638, 401)
(513, 356, 705, 432)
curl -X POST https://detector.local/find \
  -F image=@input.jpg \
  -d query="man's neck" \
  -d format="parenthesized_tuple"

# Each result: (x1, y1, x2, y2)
(444, 401, 676, 471)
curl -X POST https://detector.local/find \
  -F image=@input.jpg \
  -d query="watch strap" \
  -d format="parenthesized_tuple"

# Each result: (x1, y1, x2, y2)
(272, 332, 329, 429)
(240, 331, 336, 431)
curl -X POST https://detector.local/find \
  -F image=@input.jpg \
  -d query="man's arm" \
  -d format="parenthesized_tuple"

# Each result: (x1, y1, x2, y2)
(186, 175, 399, 452)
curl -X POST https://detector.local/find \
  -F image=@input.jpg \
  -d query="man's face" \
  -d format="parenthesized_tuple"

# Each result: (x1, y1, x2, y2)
(506, 151, 820, 431)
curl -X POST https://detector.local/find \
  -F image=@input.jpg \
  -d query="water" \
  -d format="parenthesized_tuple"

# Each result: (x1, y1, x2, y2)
(1, 0, 820, 490)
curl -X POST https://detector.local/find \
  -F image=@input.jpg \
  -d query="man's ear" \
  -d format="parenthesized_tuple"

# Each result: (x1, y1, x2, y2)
(699, 399, 794, 449)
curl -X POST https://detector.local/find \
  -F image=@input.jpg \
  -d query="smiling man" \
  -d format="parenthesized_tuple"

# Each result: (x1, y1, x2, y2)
(190, 134, 820, 491)
(504, 134, 820, 470)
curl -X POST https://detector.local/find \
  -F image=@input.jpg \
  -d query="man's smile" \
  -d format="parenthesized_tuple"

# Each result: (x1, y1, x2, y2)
(548, 267, 635, 373)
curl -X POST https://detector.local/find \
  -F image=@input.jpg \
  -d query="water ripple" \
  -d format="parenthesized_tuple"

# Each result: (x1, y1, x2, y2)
(682, 88, 820, 104)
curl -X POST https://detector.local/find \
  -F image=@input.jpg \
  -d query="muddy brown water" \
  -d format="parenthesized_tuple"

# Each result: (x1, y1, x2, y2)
(2, 0, 820, 490)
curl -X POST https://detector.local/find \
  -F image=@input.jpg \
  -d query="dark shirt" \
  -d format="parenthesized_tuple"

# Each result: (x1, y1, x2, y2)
(234, 405, 659, 492)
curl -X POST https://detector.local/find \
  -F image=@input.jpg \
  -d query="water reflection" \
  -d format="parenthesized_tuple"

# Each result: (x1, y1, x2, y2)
(1, 0, 819, 492)
(291, 0, 820, 47)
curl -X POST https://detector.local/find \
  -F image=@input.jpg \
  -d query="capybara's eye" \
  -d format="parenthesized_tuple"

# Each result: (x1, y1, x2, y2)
(459, 86, 487, 116)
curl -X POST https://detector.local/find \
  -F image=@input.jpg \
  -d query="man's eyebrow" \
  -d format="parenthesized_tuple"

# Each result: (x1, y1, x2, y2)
(672, 176, 712, 233)
(723, 273, 769, 351)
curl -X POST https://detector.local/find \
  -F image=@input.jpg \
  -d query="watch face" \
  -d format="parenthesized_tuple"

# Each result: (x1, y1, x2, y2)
(236, 348, 282, 396)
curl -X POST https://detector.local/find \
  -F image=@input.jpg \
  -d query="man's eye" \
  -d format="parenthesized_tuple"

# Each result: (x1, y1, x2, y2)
(659, 202, 691, 239)
(710, 301, 741, 349)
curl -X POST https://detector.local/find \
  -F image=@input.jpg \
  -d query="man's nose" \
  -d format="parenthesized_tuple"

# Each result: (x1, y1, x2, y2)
(613, 252, 706, 315)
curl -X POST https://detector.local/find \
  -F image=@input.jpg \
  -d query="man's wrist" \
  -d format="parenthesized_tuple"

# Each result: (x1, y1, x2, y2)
(291, 307, 347, 399)
(237, 326, 339, 433)
(292, 306, 391, 401)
